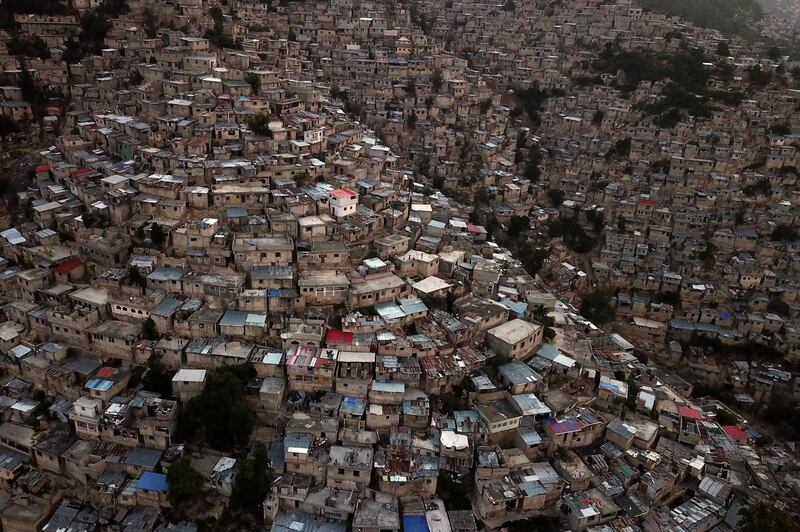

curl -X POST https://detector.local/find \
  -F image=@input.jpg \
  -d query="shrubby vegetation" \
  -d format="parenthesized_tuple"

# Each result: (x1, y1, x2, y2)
(590, 45, 763, 123)
(738, 501, 795, 531)
(637, 0, 763, 42)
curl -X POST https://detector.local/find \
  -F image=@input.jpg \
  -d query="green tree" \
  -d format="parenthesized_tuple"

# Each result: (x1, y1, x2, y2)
(547, 188, 565, 206)
(606, 137, 631, 159)
(748, 66, 773, 87)
(636, 0, 762, 42)
(205, 7, 240, 49)
(244, 72, 260, 94)
(364, 242, 379, 259)
(142, 7, 158, 38)
(769, 123, 791, 135)
(518, 246, 550, 277)
(437, 473, 471, 510)
(625, 374, 640, 409)
(0, 116, 19, 146)
(532, 305, 556, 341)
(549, 216, 596, 253)
(766, 46, 783, 61)
(140, 358, 174, 397)
(293, 170, 313, 186)
(502, 0, 516, 10)
(230, 442, 271, 514)
(507, 215, 530, 238)
(716, 41, 730, 56)
(580, 287, 617, 325)
(82, 211, 100, 228)
(431, 68, 443, 91)
(8, 35, 51, 59)
(150, 223, 165, 247)
(771, 223, 798, 242)
(714, 407, 738, 426)
(176, 364, 256, 450)
(18, 58, 49, 119)
(474, 186, 491, 205)
(166, 457, 203, 509)
(586, 209, 605, 233)
(127, 266, 147, 289)
(503, 516, 558, 532)
(247, 113, 272, 137)
(142, 318, 158, 340)
(699, 237, 717, 269)
(524, 144, 543, 181)
(767, 296, 791, 316)
(129, 70, 144, 85)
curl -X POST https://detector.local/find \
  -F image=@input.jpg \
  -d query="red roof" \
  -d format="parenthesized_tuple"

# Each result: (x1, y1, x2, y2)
(326, 328, 353, 345)
(330, 187, 357, 199)
(96, 367, 115, 378)
(638, 198, 656, 207)
(71, 167, 94, 177)
(679, 406, 705, 420)
(35, 165, 50, 173)
(54, 258, 82, 273)
(722, 425, 749, 441)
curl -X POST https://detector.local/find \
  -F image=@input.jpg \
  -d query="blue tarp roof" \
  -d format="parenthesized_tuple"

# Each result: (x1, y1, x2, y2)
(136, 472, 169, 492)
(402, 515, 429, 532)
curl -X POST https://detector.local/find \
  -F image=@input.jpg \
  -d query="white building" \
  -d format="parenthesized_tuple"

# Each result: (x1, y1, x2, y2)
(328, 187, 358, 218)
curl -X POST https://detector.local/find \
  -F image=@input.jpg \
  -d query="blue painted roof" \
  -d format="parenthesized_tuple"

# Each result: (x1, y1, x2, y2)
(85, 379, 113, 391)
(136, 472, 169, 492)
